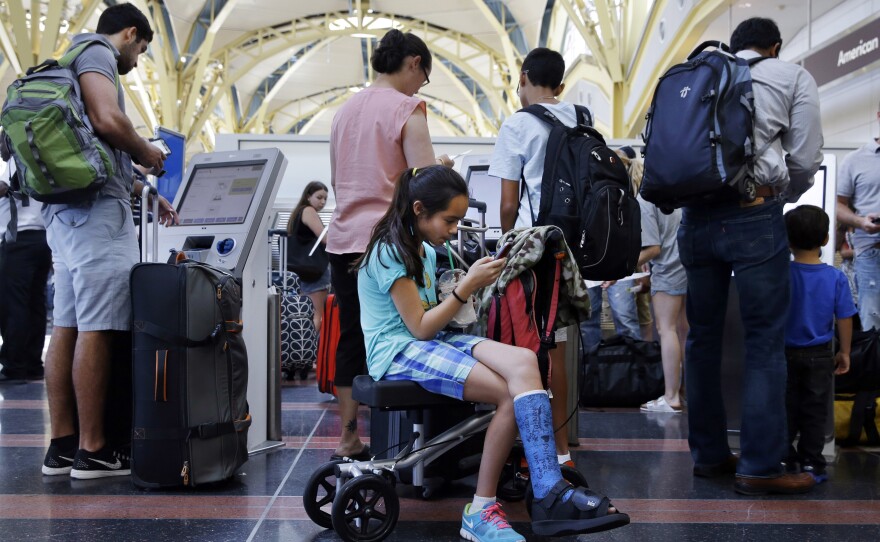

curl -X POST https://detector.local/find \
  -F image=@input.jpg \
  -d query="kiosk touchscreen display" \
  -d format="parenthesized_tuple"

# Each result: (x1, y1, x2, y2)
(177, 161, 267, 225)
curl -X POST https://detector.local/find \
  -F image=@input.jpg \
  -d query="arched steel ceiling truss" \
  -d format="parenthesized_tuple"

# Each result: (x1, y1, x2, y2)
(169, 11, 521, 143)
(0, 0, 731, 146)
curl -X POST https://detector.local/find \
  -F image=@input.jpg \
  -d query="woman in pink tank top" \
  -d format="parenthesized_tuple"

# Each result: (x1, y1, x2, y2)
(327, 28, 452, 461)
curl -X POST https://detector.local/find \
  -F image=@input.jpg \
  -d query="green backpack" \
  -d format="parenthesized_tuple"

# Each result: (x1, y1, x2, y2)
(1, 39, 119, 203)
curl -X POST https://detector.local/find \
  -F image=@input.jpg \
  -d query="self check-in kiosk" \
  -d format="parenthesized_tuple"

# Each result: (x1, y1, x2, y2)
(158, 148, 288, 453)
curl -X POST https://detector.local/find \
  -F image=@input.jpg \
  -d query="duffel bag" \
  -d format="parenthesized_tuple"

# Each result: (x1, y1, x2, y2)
(835, 327, 880, 394)
(834, 391, 880, 446)
(580, 334, 664, 408)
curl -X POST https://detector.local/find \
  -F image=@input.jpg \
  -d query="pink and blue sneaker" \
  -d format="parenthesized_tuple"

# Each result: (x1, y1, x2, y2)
(460, 502, 524, 542)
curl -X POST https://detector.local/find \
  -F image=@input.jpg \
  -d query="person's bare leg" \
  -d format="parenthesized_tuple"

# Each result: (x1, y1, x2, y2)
(462, 363, 517, 498)
(334, 386, 366, 456)
(73, 330, 112, 452)
(307, 290, 327, 333)
(549, 341, 569, 455)
(45, 326, 77, 439)
(652, 293, 684, 408)
(471, 341, 618, 513)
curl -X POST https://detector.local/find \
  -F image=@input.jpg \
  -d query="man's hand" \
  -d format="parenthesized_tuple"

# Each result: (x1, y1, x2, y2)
(0, 183, 8, 198)
(134, 139, 166, 174)
(862, 213, 880, 235)
(155, 194, 179, 226)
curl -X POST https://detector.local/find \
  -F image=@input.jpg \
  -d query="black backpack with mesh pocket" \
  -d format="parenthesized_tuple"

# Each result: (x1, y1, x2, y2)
(522, 105, 641, 281)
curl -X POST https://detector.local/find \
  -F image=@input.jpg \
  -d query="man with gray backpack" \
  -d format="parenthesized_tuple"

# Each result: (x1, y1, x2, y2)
(643, 18, 823, 495)
(1, 3, 174, 479)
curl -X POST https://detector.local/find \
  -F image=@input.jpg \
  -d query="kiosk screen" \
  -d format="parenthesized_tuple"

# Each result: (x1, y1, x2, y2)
(177, 161, 267, 225)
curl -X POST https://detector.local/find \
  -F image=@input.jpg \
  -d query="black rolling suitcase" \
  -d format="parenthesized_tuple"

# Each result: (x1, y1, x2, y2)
(130, 248, 251, 488)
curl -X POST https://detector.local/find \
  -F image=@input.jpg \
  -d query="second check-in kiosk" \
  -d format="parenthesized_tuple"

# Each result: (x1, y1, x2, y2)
(158, 147, 288, 453)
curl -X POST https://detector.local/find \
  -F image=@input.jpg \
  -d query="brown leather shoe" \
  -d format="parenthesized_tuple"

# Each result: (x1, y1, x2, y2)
(734, 473, 816, 496)
(693, 455, 738, 478)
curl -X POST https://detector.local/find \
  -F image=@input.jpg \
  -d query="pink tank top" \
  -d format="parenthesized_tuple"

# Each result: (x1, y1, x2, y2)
(327, 87, 425, 255)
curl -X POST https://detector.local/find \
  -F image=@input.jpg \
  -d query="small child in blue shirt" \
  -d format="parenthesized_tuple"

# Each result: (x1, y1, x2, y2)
(784, 205, 857, 482)
(356, 165, 629, 541)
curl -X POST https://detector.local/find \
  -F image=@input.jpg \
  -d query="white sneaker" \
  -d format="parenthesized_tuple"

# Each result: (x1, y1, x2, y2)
(640, 396, 682, 413)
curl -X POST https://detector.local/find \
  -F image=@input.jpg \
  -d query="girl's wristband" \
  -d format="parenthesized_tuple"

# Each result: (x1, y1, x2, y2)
(451, 288, 467, 304)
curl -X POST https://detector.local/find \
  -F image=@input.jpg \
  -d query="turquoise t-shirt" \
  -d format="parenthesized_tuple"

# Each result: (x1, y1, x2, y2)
(358, 242, 438, 380)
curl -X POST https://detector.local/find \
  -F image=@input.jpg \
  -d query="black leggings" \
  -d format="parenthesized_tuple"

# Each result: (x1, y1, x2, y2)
(328, 252, 366, 387)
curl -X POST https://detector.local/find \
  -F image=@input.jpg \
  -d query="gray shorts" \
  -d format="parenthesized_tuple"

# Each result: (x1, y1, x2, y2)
(45, 197, 139, 331)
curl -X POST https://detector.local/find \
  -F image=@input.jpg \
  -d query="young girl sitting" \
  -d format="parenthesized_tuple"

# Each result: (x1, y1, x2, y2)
(356, 165, 630, 541)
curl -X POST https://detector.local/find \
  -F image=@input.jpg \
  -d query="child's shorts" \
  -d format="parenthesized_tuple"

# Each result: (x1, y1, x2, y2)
(383, 332, 486, 400)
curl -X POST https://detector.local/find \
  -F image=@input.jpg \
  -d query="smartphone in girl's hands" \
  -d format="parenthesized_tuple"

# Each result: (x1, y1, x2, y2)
(494, 242, 513, 260)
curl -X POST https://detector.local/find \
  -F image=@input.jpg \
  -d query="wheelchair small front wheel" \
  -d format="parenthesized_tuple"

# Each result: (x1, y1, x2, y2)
(331, 474, 399, 542)
(303, 460, 343, 529)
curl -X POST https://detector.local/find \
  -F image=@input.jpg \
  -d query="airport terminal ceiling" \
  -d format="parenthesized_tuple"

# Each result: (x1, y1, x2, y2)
(0, 0, 857, 154)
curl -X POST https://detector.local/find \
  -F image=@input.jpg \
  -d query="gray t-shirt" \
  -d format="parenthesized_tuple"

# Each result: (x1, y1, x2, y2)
(837, 140, 880, 254)
(638, 195, 687, 293)
(46, 33, 132, 212)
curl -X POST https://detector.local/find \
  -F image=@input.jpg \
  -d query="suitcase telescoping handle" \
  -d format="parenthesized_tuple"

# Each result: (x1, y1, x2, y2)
(268, 228, 288, 292)
(140, 184, 160, 263)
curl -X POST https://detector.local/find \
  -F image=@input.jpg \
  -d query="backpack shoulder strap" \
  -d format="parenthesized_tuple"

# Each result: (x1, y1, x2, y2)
(58, 39, 120, 90)
(520, 173, 536, 226)
(746, 55, 771, 68)
(521, 105, 565, 128)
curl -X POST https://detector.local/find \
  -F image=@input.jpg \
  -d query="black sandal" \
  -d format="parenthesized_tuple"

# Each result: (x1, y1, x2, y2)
(329, 444, 371, 462)
(531, 480, 630, 536)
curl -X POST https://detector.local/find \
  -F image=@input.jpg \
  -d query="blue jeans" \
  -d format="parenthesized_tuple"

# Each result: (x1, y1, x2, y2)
(580, 281, 641, 352)
(854, 247, 880, 331)
(678, 200, 789, 478)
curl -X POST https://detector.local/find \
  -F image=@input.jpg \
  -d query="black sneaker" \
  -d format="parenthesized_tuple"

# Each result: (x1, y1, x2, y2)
(42, 444, 76, 476)
(531, 480, 630, 536)
(70, 446, 131, 479)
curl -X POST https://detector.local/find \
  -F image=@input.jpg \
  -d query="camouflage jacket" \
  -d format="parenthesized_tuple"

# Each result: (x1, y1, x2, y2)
(476, 226, 591, 334)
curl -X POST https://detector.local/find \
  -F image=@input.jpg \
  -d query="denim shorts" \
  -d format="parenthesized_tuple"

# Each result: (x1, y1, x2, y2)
(45, 197, 139, 331)
(382, 332, 485, 400)
(300, 266, 331, 295)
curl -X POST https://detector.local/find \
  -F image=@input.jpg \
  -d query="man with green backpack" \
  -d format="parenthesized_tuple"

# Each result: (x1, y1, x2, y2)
(1, 3, 174, 479)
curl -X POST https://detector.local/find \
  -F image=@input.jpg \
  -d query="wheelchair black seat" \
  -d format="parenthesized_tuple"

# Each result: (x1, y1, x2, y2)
(352, 375, 461, 410)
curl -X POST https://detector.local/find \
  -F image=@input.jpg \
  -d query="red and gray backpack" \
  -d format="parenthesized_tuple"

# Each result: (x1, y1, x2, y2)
(480, 227, 591, 388)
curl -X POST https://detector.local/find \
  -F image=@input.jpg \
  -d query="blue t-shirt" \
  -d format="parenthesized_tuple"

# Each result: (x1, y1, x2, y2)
(358, 242, 438, 380)
(785, 262, 858, 347)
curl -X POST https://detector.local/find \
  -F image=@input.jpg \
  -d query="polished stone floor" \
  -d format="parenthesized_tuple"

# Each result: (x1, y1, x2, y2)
(0, 373, 878, 542)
